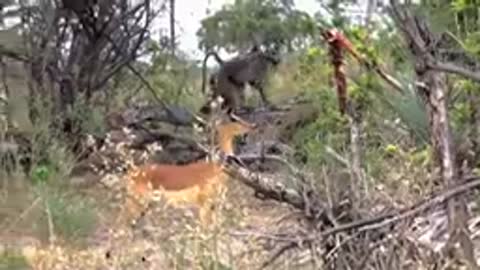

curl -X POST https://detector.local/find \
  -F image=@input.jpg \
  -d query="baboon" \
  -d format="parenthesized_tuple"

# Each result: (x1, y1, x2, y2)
(202, 69, 247, 113)
(200, 45, 281, 114)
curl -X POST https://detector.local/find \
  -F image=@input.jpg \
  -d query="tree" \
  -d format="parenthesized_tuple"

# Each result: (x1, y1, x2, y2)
(0, 0, 162, 138)
(196, 0, 316, 53)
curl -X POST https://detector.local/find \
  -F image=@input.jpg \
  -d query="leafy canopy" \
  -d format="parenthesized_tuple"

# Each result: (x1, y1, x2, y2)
(196, 0, 316, 53)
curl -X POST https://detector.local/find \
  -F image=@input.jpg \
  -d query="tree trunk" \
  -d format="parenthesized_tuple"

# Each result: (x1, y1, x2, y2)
(390, 2, 478, 267)
(364, 0, 376, 29)
(169, 0, 175, 56)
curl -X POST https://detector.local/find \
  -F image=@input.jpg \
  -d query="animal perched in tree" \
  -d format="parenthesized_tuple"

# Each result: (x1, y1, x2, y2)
(200, 45, 281, 114)
(123, 115, 256, 227)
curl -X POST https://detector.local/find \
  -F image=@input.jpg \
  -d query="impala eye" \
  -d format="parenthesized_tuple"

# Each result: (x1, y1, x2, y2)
(238, 134, 248, 144)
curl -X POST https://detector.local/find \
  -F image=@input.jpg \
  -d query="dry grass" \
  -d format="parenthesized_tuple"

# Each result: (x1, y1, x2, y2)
(0, 159, 301, 270)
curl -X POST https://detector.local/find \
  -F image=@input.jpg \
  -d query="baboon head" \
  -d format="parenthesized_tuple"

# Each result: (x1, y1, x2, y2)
(261, 46, 282, 66)
(246, 44, 281, 66)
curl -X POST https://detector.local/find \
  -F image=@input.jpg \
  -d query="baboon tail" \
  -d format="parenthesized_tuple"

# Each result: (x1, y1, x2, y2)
(201, 51, 224, 94)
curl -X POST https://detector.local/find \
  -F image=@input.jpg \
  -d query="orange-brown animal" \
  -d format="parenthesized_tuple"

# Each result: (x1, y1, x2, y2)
(123, 117, 256, 227)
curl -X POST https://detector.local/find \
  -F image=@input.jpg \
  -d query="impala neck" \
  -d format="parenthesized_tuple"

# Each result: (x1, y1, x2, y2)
(205, 148, 229, 163)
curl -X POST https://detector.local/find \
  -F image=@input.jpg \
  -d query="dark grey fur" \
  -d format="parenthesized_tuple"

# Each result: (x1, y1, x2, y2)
(200, 46, 281, 113)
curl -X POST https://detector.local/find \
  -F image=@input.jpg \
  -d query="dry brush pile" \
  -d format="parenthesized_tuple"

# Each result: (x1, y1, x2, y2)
(55, 95, 480, 269)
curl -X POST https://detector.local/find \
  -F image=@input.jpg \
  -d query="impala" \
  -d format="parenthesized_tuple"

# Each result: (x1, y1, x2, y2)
(123, 117, 256, 227)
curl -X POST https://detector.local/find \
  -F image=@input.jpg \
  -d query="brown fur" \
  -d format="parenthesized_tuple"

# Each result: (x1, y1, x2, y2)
(129, 162, 221, 192)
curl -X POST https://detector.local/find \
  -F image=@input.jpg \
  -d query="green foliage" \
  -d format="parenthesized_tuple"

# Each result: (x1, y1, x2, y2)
(294, 47, 329, 89)
(141, 42, 202, 109)
(451, 101, 471, 127)
(30, 165, 51, 185)
(26, 134, 75, 185)
(199, 255, 233, 270)
(1, 93, 77, 182)
(464, 32, 480, 56)
(349, 72, 378, 109)
(348, 26, 378, 60)
(322, 0, 358, 28)
(197, 0, 316, 52)
(65, 96, 107, 137)
(289, 49, 348, 166)
(38, 187, 97, 246)
(376, 82, 429, 144)
(0, 251, 29, 270)
(449, 79, 480, 141)
(384, 144, 399, 155)
(419, 0, 480, 35)
(408, 147, 432, 167)
(288, 34, 431, 182)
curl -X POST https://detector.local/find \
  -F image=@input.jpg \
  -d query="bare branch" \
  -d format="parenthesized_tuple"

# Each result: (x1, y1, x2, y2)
(430, 61, 480, 83)
(0, 45, 29, 62)
(312, 176, 480, 238)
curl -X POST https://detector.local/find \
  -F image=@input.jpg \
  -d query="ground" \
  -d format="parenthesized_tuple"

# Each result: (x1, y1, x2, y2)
(0, 170, 305, 270)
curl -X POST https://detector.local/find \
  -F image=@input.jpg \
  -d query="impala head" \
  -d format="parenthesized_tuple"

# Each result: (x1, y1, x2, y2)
(215, 114, 256, 156)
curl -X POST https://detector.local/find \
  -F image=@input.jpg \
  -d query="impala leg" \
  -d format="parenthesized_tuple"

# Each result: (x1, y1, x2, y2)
(197, 191, 210, 228)
(198, 184, 221, 228)
(198, 206, 209, 228)
(123, 180, 151, 228)
(123, 196, 146, 228)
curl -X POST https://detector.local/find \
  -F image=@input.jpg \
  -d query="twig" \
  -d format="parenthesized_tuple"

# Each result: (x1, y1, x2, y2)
(235, 175, 480, 261)
(1, 197, 41, 232)
(356, 234, 396, 269)
(318, 177, 480, 238)
(325, 231, 361, 261)
(237, 153, 304, 178)
(325, 146, 350, 168)
(0, 56, 10, 103)
(45, 199, 56, 246)
(430, 61, 480, 83)
(230, 230, 299, 243)
(261, 242, 297, 269)
(348, 111, 367, 200)
(0, 45, 29, 63)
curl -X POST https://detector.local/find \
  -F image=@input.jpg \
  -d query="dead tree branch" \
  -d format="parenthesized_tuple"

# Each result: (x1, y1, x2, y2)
(317, 176, 480, 238)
